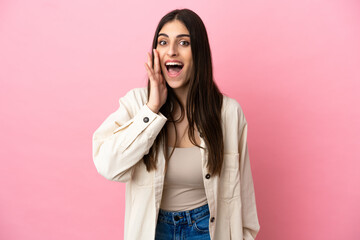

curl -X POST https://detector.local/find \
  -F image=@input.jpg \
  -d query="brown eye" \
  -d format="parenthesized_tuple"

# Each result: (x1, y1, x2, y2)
(180, 40, 190, 46)
(158, 40, 166, 46)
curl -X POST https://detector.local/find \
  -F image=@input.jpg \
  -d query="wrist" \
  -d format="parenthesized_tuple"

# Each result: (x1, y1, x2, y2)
(146, 103, 159, 114)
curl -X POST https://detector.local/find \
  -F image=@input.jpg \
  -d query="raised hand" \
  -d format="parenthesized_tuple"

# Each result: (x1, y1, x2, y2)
(144, 49, 168, 113)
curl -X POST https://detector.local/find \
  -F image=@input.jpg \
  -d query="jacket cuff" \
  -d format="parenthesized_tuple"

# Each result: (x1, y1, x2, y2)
(114, 104, 167, 152)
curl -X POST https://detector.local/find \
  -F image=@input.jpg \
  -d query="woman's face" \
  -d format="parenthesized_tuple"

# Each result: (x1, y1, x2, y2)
(156, 20, 193, 91)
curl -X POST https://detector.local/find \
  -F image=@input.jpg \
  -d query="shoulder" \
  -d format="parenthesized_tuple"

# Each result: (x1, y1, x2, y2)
(221, 94, 247, 127)
(121, 87, 148, 102)
(118, 87, 148, 113)
(222, 94, 245, 116)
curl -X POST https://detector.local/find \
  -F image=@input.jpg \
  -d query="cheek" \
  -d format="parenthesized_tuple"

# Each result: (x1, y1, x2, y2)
(185, 53, 193, 67)
(156, 51, 165, 65)
(187, 62, 194, 76)
(186, 58, 193, 70)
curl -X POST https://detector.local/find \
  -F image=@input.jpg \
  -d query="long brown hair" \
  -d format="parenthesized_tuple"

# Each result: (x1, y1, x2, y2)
(143, 9, 224, 176)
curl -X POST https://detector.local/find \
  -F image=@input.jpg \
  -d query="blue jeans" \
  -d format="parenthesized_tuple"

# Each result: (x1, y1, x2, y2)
(155, 203, 211, 240)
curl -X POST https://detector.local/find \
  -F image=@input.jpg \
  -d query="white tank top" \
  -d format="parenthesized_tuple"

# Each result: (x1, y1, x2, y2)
(160, 146, 208, 211)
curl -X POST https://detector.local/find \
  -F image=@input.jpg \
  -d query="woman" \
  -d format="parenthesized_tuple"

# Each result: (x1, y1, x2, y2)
(92, 9, 260, 240)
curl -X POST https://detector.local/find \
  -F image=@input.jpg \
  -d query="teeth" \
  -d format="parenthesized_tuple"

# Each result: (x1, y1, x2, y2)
(165, 62, 183, 66)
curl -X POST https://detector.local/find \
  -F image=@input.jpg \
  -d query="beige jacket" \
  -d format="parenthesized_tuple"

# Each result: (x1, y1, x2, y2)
(92, 87, 260, 240)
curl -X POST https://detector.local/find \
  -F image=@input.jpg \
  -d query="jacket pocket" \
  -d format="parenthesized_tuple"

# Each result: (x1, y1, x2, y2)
(219, 153, 240, 199)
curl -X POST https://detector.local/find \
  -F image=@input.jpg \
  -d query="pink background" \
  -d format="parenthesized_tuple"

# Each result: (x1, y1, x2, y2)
(1, 0, 359, 239)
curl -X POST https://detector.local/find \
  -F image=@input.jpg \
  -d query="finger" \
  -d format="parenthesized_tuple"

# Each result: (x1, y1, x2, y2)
(153, 49, 160, 74)
(144, 62, 154, 80)
(146, 52, 152, 69)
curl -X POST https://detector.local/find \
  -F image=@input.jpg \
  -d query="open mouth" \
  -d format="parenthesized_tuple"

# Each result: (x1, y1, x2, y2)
(165, 62, 184, 75)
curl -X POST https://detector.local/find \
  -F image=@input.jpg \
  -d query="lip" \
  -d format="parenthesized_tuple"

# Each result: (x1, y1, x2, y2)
(165, 60, 184, 64)
(164, 60, 184, 78)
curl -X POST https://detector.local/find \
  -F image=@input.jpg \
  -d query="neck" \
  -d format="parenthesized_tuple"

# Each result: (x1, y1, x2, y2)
(173, 83, 189, 109)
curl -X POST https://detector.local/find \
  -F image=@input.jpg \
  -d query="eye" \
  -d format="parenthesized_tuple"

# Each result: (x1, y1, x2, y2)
(158, 40, 167, 46)
(179, 40, 190, 46)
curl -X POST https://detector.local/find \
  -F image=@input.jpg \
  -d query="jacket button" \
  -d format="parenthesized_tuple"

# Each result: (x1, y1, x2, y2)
(143, 117, 149, 123)
(205, 173, 210, 179)
(210, 217, 215, 222)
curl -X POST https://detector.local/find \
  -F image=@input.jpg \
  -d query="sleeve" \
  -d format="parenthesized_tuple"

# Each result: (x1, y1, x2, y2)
(92, 89, 167, 182)
(237, 106, 260, 239)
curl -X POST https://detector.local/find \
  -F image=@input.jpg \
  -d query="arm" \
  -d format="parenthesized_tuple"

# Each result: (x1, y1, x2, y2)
(237, 107, 260, 239)
(92, 89, 167, 182)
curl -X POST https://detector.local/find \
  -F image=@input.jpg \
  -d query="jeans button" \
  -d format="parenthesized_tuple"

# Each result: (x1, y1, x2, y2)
(174, 216, 180, 221)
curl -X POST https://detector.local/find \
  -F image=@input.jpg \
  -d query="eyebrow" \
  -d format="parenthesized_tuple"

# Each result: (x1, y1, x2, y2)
(158, 33, 190, 38)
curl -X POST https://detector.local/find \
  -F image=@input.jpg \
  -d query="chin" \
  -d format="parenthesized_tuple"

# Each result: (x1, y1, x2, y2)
(165, 78, 190, 90)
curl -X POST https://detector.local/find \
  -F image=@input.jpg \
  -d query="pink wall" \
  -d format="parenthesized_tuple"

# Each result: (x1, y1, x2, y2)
(1, 0, 359, 239)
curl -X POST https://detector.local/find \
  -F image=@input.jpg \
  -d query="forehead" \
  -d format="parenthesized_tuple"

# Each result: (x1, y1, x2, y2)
(158, 20, 189, 36)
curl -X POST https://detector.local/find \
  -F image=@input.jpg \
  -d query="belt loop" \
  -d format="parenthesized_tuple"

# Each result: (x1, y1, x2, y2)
(186, 211, 192, 225)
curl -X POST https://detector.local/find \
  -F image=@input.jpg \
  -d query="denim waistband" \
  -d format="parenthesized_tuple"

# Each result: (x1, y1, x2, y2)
(158, 203, 210, 226)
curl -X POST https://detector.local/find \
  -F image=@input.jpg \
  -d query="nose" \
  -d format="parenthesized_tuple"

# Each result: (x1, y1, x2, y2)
(166, 42, 178, 57)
